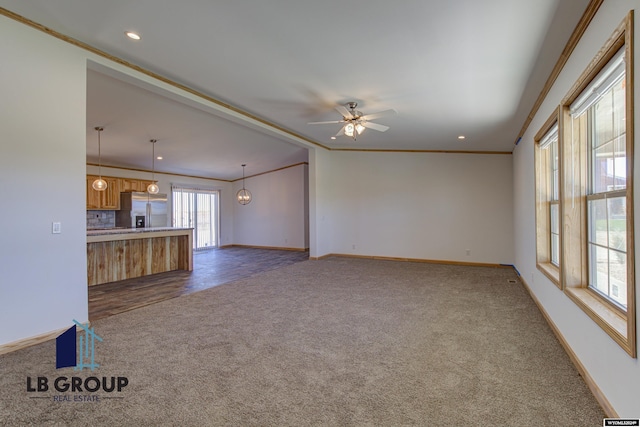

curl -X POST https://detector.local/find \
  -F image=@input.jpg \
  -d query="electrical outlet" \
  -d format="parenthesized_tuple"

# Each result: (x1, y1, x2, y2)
(352, 244, 356, 250)
(466, 249, 471, 256)
(52, 222, 62, 234)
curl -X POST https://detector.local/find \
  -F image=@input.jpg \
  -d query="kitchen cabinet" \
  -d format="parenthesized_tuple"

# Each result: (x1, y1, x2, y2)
(86, 175, 157, 210)
(86, 175, 121, 210)
(120, 178, 154, 193)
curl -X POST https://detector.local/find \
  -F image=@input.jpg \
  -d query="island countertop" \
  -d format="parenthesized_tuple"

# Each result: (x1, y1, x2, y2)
(87, 227, 193, 242)
(86, 227, 193, 286)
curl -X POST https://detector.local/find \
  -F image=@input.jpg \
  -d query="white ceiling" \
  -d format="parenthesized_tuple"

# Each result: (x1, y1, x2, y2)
(0, 0, 591, 180)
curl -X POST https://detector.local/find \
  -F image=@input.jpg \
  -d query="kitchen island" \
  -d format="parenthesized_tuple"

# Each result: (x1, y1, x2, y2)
(87, 227, 193, 286)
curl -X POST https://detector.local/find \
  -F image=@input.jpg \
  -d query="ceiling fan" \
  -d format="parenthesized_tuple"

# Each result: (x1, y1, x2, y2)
(308, 102, 396, 140)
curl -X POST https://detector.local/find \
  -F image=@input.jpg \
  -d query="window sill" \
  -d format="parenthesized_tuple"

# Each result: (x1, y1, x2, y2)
(564, 287, 634, 356)
(536, 262, 561, 289)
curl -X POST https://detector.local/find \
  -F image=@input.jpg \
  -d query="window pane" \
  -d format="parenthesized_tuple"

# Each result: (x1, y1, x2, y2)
(550, 203, 559, 234)
(613, 77, 626, 139)
(589, 243, 609, 295)
(593, 141, 614, 193)
(594, 91, 614, 148)
(608, 196, 626, 251)
(551, 234, 559, 266)
(552, 139, 559, 201)
(609, 248, 627, 308)
(588, 198, 608, 246)
(613, 135, 626, 190)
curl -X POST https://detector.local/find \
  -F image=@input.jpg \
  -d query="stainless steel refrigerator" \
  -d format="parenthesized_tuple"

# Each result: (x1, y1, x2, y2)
(116, 192, 168, 228)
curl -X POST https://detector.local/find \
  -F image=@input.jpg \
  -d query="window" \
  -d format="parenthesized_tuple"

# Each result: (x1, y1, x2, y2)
(172, 185, 220, 250)
(534, 113, 561, 287)
(583, 60, 627, 308)
(560, 15, 636, 357)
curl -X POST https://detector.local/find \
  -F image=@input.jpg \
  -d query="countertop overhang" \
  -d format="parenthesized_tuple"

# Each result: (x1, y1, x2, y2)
(87, 227, 193, 243)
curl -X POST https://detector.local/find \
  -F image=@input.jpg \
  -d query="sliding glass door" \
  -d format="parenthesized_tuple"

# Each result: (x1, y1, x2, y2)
(172, 186, 219, 250)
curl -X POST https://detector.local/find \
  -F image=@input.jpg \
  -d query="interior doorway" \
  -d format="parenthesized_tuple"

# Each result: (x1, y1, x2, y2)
(172, 186, 219, 250)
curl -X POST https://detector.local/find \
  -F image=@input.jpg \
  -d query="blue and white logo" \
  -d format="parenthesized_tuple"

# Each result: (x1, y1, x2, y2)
(55, 320, 103, 371)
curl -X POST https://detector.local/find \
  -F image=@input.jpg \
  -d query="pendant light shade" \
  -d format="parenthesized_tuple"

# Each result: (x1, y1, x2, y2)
(92, 127, 107, 191)
(92, 178, 107, 191)
(147, 139, 159, 194)
(236, 164, 252, 205)
(147, 182, 159, 194)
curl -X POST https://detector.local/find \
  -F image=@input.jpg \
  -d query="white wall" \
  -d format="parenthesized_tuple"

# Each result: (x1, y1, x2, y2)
(0, 16, 88, 345)
(315, 150, 514, 264)
(233, 164, 308, 249)
(308, 147, 334, 257)
(86, 165, 234, 245)
(513, 1, 640, 416)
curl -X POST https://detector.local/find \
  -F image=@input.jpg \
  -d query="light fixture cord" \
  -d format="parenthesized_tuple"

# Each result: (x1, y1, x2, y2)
(151, 140, 156, 182)
(97, 128, 102, 179)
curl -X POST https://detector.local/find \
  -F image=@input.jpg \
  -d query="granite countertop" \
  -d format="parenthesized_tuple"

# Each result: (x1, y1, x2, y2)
(87, 227, 193, 236)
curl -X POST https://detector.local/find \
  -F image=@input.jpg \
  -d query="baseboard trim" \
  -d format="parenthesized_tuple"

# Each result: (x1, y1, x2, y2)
(222, 244, 308, 252)
(518, 276, 618, 418)
(0, 326, 69, 356)
(310, 253, 509, 268)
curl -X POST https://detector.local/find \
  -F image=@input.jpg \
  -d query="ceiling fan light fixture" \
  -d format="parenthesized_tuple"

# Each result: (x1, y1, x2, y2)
(344, 123, 355, 137)
(309, 101, 394, 140)
(92, 126, 107, 192)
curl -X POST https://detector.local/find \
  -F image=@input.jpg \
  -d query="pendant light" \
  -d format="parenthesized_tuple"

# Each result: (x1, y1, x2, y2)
(236, 164, 252, 205)
(147, 139, 159, 194)
(92, 127, 107, 191)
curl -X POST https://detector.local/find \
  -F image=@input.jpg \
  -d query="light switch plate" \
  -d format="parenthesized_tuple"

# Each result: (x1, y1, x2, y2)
(52, 222, 62, 234)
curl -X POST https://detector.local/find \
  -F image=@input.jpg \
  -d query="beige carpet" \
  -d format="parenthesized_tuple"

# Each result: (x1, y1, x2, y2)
(0, 257, 604, 426)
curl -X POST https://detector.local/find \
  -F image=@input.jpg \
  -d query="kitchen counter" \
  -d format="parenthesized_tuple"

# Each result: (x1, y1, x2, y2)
(87, 227, 193, 286)
(87, 227, 192, 240)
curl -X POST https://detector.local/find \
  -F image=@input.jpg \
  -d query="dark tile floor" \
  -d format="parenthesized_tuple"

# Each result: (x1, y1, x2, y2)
(88, 247, 309, 321)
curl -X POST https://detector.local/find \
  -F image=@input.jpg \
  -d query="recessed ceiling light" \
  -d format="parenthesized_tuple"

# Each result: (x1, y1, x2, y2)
(458, 135, 466, 140)
(125, 31, 141, 40)
(330, 136, 336, 140)
(156, 156, 163, 160)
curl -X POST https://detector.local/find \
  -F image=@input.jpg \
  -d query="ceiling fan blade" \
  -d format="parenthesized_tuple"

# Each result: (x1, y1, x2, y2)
(308, 120, 344, 125)
(362, 122, 389, 132)
(335, 125, 347, 137)
(335, 105, 354, 119)
(360, 109, 397, 121)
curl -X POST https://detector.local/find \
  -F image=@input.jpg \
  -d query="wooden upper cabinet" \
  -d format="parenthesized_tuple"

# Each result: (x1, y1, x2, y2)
(120, 178, 155, 193)
(86, 176, 101, 209)
(86, 175, 121, 210)
(139, 180, 154, 191)
(87, 175, 157, 210)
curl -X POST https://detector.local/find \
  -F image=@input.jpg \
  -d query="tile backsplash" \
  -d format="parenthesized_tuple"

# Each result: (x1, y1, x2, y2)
(87, 210, 115, 229)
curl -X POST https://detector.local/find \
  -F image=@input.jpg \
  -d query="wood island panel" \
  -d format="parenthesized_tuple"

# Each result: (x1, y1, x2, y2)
(87, 229, 193, 286)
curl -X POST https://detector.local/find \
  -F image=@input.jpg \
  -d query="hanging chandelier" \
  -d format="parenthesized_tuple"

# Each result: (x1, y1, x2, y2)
(92, 127, 107, 191)
(147, 139, 159, 194)
(236, 164, 252, 205)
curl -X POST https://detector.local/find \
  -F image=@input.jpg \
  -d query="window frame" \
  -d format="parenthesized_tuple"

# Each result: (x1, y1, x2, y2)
(559, 13, 636, 358)
(534, 110, 562, 288)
